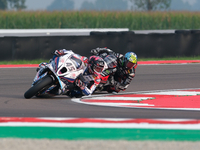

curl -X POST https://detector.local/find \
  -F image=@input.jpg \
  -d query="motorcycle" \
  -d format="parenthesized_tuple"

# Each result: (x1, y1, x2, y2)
(95, 53, 118, 93)
(24, 52, 86, 99)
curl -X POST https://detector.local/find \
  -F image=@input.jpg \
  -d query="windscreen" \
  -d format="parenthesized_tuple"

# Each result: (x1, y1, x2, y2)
(70, 56, 82, 69)
(103, 55, 117, 69)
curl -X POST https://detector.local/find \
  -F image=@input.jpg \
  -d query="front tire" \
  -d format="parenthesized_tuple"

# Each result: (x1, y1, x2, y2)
(24, 76, 53, 99)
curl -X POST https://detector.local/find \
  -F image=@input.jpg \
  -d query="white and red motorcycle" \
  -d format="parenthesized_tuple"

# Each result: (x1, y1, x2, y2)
(24, 52, 86, 99)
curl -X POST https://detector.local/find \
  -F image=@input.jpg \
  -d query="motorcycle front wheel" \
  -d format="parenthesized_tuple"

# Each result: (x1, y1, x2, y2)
(24, 76, 53, 99)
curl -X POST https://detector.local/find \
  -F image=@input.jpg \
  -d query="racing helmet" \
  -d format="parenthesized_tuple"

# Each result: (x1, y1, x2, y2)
(88, 56, 105, 75)
(123, 52, 137, 70)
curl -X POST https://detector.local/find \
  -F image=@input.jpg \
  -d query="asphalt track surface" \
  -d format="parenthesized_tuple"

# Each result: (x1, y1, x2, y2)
(0, 63, 200, 119)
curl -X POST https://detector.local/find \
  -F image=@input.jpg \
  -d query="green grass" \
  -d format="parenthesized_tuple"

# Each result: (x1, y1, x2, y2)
(1, 127, 200, 141)
(138, 56, 200, 61)
(0, 59, 49, 65)
(1, 11, 200, 30)
(0, 56, 200, 65)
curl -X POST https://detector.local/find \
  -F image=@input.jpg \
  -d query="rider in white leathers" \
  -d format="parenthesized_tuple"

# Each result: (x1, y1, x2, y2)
(53, 49, 105, 98)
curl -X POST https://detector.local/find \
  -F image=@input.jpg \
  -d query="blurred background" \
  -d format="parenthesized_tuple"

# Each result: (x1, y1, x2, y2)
(1, 0, 200, 60)
(1, 0, 199, 11)
(1, 0, 200, 30)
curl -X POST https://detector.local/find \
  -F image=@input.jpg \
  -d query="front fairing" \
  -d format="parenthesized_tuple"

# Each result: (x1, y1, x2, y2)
(54, 54, 86, 80)
(32, 53, 86, 95)
(51, 54, 86, 93)
(33, 68, 47, 85)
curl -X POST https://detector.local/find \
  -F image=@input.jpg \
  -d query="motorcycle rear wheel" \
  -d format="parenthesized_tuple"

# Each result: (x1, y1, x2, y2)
(24, 76, 53, 99)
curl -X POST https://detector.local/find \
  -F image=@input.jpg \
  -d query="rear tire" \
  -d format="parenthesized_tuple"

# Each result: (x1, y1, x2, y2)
(24, 76, 53, 99)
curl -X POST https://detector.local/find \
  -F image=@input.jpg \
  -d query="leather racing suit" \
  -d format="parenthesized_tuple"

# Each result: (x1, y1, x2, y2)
(91, 47, 137, 93)
(54, 49, 103, 98)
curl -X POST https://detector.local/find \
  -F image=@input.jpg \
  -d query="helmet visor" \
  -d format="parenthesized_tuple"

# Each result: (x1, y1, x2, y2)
(126, 61, 135, 70)
(94, 65, 104, 73)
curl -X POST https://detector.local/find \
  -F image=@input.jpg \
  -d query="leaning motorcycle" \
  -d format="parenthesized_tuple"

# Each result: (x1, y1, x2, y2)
(24, 53, 86, 99)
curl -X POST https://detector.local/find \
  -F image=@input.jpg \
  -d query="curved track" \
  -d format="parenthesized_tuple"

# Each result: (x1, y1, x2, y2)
(0, 64, 200, 118)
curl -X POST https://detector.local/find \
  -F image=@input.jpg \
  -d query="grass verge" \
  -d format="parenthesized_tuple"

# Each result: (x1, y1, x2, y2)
(0, 59, 49, 65)
(0, 127, 200, 141)
(138, 56, 200, 61)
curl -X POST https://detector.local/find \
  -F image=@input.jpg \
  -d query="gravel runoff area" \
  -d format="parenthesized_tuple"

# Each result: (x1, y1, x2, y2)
(0, 139, 200, 150)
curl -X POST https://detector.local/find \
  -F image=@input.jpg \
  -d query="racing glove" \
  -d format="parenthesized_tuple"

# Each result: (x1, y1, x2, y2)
(90, 48, 99, 55)
(75, 79, 85, 90)
(90, 47, 113, 55)
(114, 53, 123, 59)
(54, 49, 65, 56)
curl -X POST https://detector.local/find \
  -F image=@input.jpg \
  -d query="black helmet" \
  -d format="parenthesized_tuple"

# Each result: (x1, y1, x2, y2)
(88, 56, 105, 75)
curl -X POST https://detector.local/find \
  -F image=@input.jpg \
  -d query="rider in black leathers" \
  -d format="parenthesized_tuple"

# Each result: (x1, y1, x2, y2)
(91, 47, 137, 93)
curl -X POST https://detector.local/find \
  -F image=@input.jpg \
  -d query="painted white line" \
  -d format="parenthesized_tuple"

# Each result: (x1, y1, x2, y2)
(146, 91, 200, 96)
(1, 118, 199, 129)
(83, 97, 151, 100)
(84, 102, 154, 106)
(83, 88, 200, 98)
(72, 98, 154, 107)
(0, 122, 200, 129)
(2, 117, 196, 122)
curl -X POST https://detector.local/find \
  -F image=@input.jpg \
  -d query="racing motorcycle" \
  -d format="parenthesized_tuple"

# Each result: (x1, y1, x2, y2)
(95, 53, 118, 93)
(24, 52, 86, 99)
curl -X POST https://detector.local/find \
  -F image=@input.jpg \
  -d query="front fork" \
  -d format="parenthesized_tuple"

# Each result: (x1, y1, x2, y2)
(33, 62, 48, 86)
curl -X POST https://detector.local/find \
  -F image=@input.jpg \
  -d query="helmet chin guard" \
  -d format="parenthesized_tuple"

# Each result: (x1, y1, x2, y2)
(88, 56, 105, 75)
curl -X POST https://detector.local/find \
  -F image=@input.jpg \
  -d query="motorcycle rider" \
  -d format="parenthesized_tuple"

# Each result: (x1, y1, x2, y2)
(91, 47, 137, 93)
(52, 49, 105, 98)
